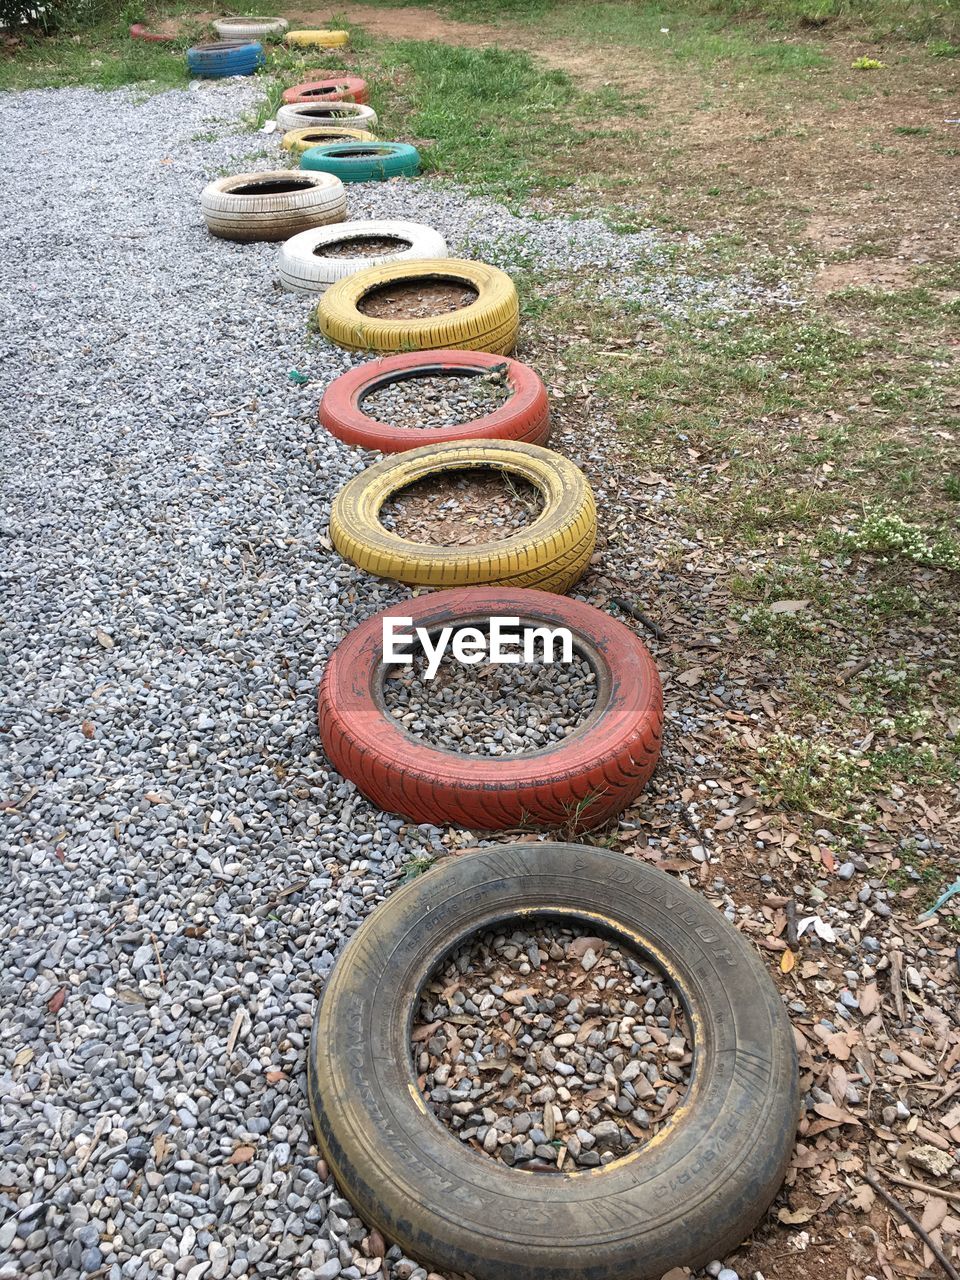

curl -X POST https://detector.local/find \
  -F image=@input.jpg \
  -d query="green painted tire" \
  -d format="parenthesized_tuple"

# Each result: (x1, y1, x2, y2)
(300, 141, 421, 182)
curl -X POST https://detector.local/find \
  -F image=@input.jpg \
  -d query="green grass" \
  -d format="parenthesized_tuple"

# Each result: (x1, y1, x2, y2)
(0, 21, 187, 90)
(362, 40, 625, 201)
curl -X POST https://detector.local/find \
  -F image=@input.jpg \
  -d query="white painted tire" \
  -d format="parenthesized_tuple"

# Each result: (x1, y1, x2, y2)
(275, 101, 378, 133)
(278, 220, 448, 292)
(201, 170, 347, 243)
(213, 16, 288, 37)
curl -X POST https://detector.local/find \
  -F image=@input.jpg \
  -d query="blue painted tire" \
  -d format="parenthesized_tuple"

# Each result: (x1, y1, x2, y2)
(300, 142, 421, 182)
(186, 41, 265, 78)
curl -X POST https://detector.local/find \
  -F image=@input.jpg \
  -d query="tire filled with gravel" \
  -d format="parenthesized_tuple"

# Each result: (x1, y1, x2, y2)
(362, 372, 510, 429)
(318, 350, 551, 452)
(413, 923, 692, 1171)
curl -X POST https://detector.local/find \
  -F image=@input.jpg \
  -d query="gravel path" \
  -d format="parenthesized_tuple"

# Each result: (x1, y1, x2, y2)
(0, 80, 787, 1280)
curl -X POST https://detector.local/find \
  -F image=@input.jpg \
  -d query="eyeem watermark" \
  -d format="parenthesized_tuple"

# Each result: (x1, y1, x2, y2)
(383, 616, 574, 679)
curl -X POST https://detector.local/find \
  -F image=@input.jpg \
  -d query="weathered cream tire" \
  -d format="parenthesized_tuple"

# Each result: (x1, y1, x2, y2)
(276, 101, 377, 132)
(281, 126, 377, 155)
(200, 171, 346, 243)
(278, 220, 448, 292)
(315, 258, 519, 355)
(212, 15, 288, 37)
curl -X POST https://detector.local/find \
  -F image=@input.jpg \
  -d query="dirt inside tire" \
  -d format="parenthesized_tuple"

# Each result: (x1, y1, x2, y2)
(316, 235, 412, 259)
(231, 177, 317, 196)
(357, 277, 480, 319)
(379, 467, 543, 544)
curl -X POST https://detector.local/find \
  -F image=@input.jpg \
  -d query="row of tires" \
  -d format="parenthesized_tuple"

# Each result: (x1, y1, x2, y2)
(181, 23, 350, 80)
(192, 38, 799, 1280)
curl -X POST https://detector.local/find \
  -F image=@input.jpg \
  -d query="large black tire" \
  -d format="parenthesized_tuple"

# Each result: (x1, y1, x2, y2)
(309, 843, 800, 1280)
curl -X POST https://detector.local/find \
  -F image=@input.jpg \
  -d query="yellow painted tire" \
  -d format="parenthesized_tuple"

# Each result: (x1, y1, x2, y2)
(329, 440, 597, 592)
(281, 126, 377, 154)
(316, 258, 519, 355)
(285, 28, 349, 47)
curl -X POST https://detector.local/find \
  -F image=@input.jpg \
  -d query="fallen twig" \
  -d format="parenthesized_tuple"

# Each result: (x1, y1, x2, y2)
(610, 597, 666, 640)
(864, 1170, 960, 1280)
(884, 1172, 960, 1208)
(150, 933, 165, 986)
(785, 898, 800, 951)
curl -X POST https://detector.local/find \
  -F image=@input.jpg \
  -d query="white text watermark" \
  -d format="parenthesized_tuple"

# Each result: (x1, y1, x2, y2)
(383, 616, 574, 680)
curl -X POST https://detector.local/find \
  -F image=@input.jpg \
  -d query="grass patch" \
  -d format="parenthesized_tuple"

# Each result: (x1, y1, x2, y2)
(0, 20, 188, 90)
(755, 730, 957, 819)
(363, 40, 620, 201)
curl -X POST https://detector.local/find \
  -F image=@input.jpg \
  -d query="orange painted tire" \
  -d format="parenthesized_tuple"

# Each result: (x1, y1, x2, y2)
(129, 22, 174, 42)
(319, 350, 550, 452)
(318, 587, 663, 831)
(282, 76, 368, 104)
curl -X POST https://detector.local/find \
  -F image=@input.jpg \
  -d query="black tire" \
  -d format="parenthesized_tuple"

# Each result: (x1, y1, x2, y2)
(308, 843, 799, 1280)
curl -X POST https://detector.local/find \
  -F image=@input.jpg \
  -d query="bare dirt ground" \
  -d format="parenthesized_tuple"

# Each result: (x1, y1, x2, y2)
(295, 1, 958, 266)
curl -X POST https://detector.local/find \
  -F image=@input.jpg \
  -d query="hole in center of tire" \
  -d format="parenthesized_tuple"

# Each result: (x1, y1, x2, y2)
(331, 147, 390, 158)
(231, 178, 315, 196)
(413, 921, 692, 1172)
(298, 106, 357, 119)
(298, 131, 356, 145)
(382, 632, 598, 756)
(359, 370, 511, 427)
(379, 468, 543, 544)
(357, 278, 479, 320)
(316, 234, 412, 259)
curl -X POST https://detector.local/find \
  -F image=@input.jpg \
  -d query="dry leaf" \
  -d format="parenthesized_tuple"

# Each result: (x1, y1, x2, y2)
(849, 1184, 875, 1213)
(81, 720, 95, 739)
(411, 1021, 440, 1042)
(778, 1205, 817, 1225)
(567, 936, 605, 958)
(780, 949, 796, 974)
(47, 987, 66, 1014)
(14, 1046, 34, 1067)
(95, 628, 114, 649)
(859, 982, 880, 1016)
(228, 1144, 255, 1165)
(899, 1050, 935, 1077)
(827, 1032, 853, 1061)
(153, 1132, 169, 1164)
(921, 1198, 949, 1232)
(812, 1101, 859, 1125)
(769, 599, 810, 614)
(676, 667, 704, 686)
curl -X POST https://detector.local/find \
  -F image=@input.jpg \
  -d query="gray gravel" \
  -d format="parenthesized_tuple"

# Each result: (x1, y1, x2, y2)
(360, 370, 511, 429)
(0, 79, 785, 1280)
(414, 924, 691, 1170)
(0, 81, 437, 1280)
(384, 649, 598, 755)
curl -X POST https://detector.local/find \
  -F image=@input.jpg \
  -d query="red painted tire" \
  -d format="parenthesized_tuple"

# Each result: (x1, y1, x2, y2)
(282, 76, 369, 104)
(129, 22, 175, 42)
(318, 587, 663, 831)
(318, 350, 550, 453)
